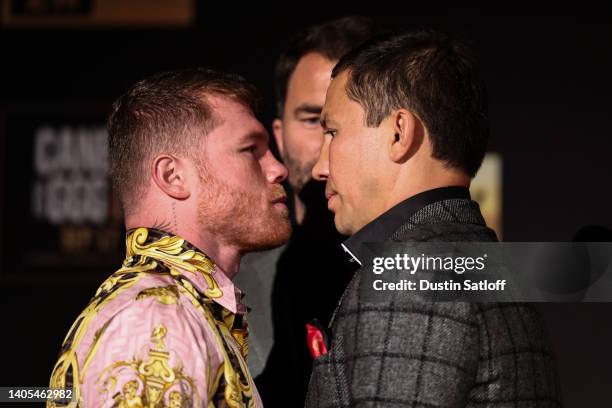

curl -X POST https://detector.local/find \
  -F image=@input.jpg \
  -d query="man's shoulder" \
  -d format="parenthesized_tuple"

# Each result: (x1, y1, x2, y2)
(50, 265, 239, 406)
(391, 198, 498, 243)
(69, 267, 207, 348)
(97, 268, 181, 306)
(392, 220, 498, 243)
(71, 271, 190, 342)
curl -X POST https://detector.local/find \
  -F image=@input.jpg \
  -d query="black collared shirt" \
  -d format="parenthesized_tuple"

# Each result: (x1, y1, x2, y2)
(341, 186, 471, 266)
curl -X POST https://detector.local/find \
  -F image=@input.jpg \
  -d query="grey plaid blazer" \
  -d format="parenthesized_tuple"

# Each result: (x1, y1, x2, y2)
(305, 198, 562, 407)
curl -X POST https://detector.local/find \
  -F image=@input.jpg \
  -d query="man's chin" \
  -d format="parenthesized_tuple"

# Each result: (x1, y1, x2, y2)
(241, 217, 291, 252)
(333, 213, 354, 236)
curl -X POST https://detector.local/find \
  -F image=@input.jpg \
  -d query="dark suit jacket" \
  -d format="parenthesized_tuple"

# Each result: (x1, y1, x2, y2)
(306, 197, 562, 407)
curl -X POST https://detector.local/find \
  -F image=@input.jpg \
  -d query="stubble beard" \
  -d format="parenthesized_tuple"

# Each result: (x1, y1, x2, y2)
(282, 151, 317, 194)
(196, 165, 291, 253)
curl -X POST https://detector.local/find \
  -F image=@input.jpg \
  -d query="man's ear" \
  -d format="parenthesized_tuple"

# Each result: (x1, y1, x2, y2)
(387, 109, 423, 163)
(272, 118, 285, 156)
(151, 155, 191, 200)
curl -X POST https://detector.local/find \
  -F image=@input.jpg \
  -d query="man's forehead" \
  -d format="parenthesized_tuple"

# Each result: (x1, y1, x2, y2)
(239, 127, 269, 143)
(219, 116, 267, 140)
(292, 52, 336, 84)
(203, 97, 267, 141)
(330, 70, 349, 92)
(321, 73, 349, 123)
(206, 120, 269, 148)
(285, 53, 337, 110)
(206, 94, 251, 116)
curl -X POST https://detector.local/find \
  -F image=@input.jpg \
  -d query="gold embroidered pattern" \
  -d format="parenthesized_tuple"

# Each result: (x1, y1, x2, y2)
(97, 324, 198, 408)
(48, 228, 255, 407)
(136, 285, 180, 305)
(126, 228, 222, 299)
(49, 266, 144, 407)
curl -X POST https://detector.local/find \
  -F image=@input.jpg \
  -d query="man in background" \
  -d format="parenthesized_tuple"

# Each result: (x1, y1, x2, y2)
(235, 16, 374, 407)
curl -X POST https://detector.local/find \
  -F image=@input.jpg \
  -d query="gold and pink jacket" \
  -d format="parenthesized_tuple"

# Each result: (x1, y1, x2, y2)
(49, 227, 261, 407)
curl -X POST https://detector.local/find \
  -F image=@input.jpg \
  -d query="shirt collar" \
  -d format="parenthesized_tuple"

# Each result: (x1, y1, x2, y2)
(205, 259, 247, 315)
(125, 227, 247, 315)
(341, 186, 471, 265)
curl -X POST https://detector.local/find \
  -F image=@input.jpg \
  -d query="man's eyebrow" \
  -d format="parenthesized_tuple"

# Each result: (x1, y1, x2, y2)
(293, 104, 322, 116)
(239, 130, 269, 144)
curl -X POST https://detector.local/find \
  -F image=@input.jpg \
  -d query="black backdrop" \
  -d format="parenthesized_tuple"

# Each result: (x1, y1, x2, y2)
(1, 9, 611, 407)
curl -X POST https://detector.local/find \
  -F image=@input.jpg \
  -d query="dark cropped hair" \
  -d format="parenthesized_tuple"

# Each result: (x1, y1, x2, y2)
(333, 29, 489, 178)
(108, 68, 259, 212)
(274, 16, 375, 117)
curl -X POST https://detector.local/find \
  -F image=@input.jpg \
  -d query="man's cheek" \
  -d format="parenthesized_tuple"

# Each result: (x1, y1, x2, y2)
(361, 176, 380, 201)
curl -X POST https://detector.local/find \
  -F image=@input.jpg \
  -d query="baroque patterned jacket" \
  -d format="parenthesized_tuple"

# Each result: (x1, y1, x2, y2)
(48, 227, 261, 408)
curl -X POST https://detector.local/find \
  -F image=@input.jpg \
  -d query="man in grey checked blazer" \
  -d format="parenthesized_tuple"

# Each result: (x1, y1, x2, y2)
(306, 30, 562, 407)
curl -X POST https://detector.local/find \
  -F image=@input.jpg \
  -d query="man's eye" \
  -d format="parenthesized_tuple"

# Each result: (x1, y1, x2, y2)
(241, 146, 257, 153)
(301, 117, 321, 126)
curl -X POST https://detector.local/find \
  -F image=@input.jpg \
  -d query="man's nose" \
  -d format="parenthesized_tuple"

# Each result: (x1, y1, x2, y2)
(312, 137, 330, 181)
(266, 151, 289, 184)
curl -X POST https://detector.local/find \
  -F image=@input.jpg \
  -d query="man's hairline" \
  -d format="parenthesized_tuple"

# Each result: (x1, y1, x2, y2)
(118, 93, 236, 213)
(278, 51, 339, 121)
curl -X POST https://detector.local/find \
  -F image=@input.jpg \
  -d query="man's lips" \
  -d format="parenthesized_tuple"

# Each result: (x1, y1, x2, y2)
(272, 195, 289, 217)
(325, 190, 338, 211)
(325, 191, 337, 200)
(271, 195, 287, 205)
